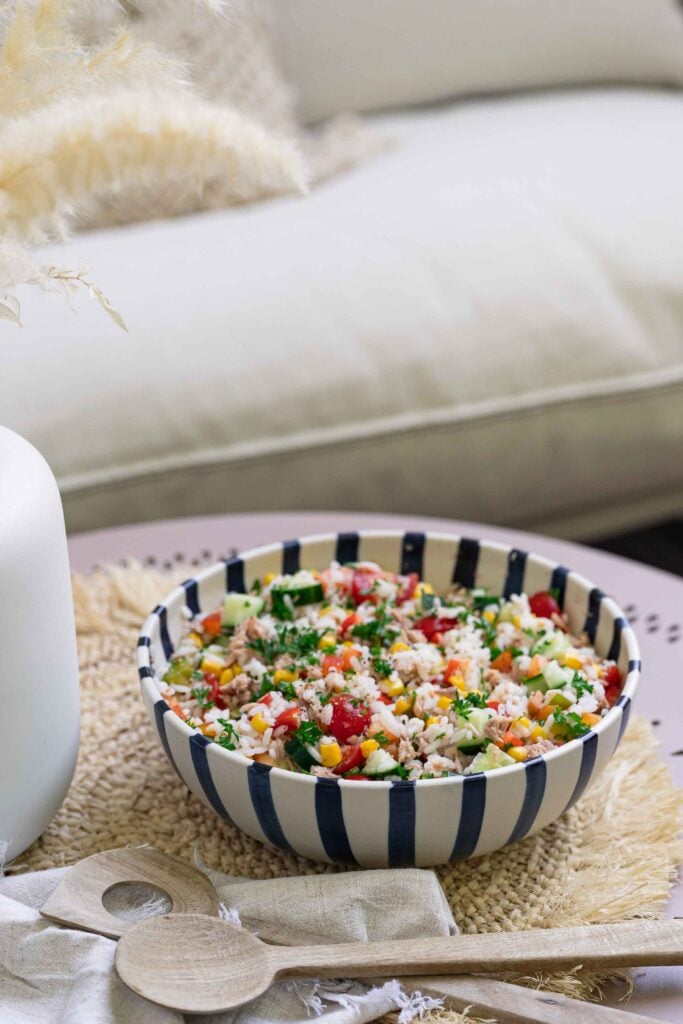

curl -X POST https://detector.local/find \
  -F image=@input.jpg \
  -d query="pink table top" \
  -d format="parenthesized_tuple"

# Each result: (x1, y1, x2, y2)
(68, 511, 682, 1021)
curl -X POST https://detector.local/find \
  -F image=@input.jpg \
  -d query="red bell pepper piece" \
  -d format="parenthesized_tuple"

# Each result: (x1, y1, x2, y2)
(201, 612, 222, 637)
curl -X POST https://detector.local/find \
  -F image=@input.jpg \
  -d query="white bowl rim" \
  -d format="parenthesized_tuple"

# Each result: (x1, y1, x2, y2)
(137, 530, 640, 789)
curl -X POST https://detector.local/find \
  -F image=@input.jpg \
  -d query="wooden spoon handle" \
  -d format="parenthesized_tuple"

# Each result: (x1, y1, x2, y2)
(397, 975, 671, 1024)
(276, 920, 683, 978)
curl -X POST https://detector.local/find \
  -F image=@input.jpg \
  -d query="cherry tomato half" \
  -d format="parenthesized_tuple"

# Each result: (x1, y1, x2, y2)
(334, 744, 364, 775)
(529, 591, 561, 619)
(396, 572, 419, 605)
(273, 706, 300, 732)
(328, 695, 370, 742)
(351, 570, 381, 606)
(413, 616, 458, 641)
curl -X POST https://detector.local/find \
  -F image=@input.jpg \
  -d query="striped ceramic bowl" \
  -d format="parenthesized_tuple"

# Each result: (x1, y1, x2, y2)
(137, 531, 640, 867)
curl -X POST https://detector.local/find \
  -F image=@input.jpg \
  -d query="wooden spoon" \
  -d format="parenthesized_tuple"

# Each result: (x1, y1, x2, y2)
(116, 913, 683, 1014)
(40, 847, 676, 1023)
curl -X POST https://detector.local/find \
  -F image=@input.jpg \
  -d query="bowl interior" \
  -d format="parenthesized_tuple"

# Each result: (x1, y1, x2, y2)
(139, 530, 640, 737)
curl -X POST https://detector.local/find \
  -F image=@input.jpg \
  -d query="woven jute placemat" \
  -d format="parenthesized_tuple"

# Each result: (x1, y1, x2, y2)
(16, 565, 682, 1023)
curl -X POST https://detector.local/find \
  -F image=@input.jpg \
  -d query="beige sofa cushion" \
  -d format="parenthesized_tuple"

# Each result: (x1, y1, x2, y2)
(3, 89, 683, 538)
(276, 0, 683, 123)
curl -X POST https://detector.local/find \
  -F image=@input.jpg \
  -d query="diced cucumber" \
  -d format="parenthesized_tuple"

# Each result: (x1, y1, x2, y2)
(547, 689, 573, 709)
(466, 743, 516, 773)
(271, 582, 324, 615)
(457, 741, 485, 755)
(526, 672, 549, 693)
(284, 736, 317, 771)
(542, 660, 571, 690)
(364, 748, 400, 776)
(163, 658, 193, 686)
(222, 592, 264, 627)
(533, 632, 570, 659)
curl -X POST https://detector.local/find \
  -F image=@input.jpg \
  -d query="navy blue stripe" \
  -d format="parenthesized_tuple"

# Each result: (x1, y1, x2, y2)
(282, 539, 301, 575)
(400, 532, 426, 576)
(190, 733, 233, 823)
(225, 556, 246, 593)
(503, 548, 527, 599)
(628, 659, 641, 673)
(247, 763, 293, 852)
(583, 587, 604, 642)
(335, 532, 359, 565)
(607, 616, 626, 662)
(154, 701, 181, 778)
(315, 779, 357, 865)
(137, 636, 151, 648)
(616, 695, 632, 746)
(388, 780, 416, 866)
(182, 578, 200, 616)
(453, 537, 480, 589)
(138, 665, 153, 678)
(451, 774, 486, 860)
(154, 605, 173, 660)
(507, 758, 547, 845)
(550, 565, 569, 608)
(564, 732, 598, 811)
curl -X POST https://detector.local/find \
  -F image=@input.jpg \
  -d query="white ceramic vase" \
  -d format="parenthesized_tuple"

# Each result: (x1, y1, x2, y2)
(0, 426, 80, 862)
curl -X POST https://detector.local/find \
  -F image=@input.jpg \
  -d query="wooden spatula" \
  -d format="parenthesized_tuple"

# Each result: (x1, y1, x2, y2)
(40, 846, 678, 1023)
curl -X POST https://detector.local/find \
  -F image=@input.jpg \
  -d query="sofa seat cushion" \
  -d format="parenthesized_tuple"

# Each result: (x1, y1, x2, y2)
(4, 88, 683, 537)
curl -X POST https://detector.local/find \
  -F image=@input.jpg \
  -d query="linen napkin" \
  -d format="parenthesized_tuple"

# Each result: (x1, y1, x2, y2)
(0, 862, 455, 1024)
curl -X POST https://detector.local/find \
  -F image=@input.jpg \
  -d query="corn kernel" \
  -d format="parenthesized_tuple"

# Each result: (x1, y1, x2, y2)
(530, 725, 546, 741)
(251, 714, 269, 734)
(263, 572, 276, 585)
(508, 746, 528, 762)
(201, 655, 226, 676)
(320, 741, 343, 767)
(380, 677, 405, 698)
(437, 694, 452, 711)
(220, 667, 235, 687)
(319, 606, 333, 616)
(394, 696, 412, 715)
(188, 631, 203, 648)
(273, 668, 297, 684)
(581, 712, 601, 727)
(448, 673, 468, 694)
(343, 640, 354, 648)
(515, 716, 531, 731)
(390, 641, 410, 654)
(512, 614, 522, 629)
(361, 738, 379, 757)
(425, 716, 440, 727)
(413, 582, 435, 599)
(317, 633, 337, 650)
(483, 610, 496, 624)
(563, 653, 583, 670)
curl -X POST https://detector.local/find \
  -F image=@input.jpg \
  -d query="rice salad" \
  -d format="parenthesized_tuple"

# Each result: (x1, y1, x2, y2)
(155, 562, 624, 780)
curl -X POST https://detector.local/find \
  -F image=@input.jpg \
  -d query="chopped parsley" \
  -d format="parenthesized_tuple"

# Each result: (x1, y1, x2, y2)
(351, 605, 399, 645)
(373, 731, 390, 746)
(247, 624, 323, 663)
(451, 692, 488, 718)
(571, 673, 594, 698)
(190, 684, 214, 710)
(552, 709, 590, 739)
(216, 719, 238, 750)
(295, 720, 323, 745)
